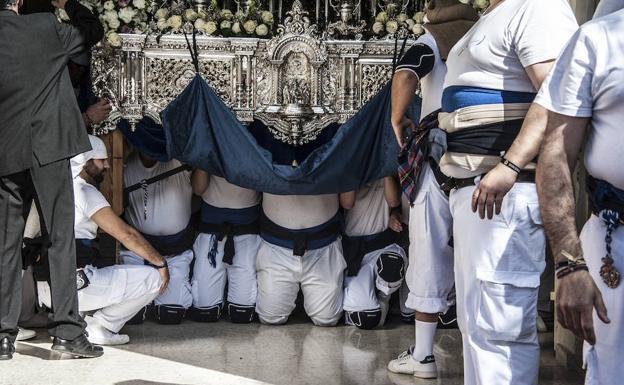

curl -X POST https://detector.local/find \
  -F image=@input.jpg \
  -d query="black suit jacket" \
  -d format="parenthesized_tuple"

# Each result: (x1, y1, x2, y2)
(0, 1, 104, 176)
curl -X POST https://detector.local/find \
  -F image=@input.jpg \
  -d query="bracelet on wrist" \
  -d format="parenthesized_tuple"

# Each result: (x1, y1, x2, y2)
(556, 264, 589, 280)
(500, 156, 521, 174)
(152, 259, 168, 270)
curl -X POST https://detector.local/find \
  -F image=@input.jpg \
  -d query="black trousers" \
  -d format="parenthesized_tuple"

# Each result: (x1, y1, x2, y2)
(0, 158, 85, 342)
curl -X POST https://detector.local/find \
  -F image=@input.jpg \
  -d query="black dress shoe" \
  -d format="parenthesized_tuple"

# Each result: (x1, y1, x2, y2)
(0, 337, 15, 360)
(51, 334, 104, 358)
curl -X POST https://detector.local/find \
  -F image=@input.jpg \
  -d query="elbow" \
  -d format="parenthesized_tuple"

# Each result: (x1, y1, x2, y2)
(387, 199, 401, 209)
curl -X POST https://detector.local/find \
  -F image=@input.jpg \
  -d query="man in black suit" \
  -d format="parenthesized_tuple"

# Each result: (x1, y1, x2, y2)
(0, 0, 104, 359)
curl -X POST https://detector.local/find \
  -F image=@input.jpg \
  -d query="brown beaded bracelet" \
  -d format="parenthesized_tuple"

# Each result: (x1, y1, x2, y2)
(556, 264, 589, 279)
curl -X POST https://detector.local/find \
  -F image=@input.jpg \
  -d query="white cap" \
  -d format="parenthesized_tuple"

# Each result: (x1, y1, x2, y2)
(70, 135, 108, 178)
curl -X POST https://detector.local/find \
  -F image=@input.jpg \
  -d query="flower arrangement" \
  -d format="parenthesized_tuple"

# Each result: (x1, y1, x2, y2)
(57, 0, 274, 48)
(370, 3, 425, 38)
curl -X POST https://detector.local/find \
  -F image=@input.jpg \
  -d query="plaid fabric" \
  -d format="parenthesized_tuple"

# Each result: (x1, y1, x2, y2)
(397, 110, 440, 205)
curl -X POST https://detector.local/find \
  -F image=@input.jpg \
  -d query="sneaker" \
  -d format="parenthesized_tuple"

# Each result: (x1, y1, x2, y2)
(85, 317, 130, 346)
(387, 347, 438, 379)
(16, 327, 37, 341)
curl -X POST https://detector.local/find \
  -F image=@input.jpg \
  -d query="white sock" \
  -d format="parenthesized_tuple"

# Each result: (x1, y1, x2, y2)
(412, 319, 437, 361)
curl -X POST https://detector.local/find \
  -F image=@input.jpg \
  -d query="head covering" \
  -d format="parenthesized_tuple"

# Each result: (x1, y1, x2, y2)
(424, 0, 480, 61)
(70, 135, 108, 178)
(594, 0, 624, 19)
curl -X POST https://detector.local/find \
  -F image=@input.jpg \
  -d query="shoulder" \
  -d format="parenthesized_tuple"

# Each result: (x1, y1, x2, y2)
(75, 178, 108, 207)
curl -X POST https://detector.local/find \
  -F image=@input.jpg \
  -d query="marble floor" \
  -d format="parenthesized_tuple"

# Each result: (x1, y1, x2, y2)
(4, 315, 584, 385)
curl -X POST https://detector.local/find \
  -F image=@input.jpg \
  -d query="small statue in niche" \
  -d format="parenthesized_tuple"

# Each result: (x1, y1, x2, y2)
(282, 51, 311, 105)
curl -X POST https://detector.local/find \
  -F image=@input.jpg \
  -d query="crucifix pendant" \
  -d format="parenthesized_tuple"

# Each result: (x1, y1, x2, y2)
(600, 254, 620, 289)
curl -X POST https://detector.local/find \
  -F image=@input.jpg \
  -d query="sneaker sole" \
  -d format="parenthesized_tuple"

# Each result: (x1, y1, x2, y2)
(51, 345, 104, 358)
(88, 339, 129, 346)
(413, 370, 438, 379)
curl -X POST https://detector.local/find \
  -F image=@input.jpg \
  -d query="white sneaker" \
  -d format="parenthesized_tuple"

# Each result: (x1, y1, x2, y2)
(387, 347, 438, 379)
(16, 327, 37, 341)
(85, 317, 130, 346)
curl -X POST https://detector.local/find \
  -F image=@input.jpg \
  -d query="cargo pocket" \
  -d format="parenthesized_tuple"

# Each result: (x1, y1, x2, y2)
(475, 279, 538, 343)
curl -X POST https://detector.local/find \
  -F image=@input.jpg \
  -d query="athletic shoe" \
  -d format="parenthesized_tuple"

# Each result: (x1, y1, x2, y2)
(16, 327, 37, 341)
(387, 347, 438, 379)
(85, 317, 130, 346)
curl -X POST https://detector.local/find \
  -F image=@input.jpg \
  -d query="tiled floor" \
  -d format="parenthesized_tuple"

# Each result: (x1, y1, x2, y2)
(3, 316, 584, 385)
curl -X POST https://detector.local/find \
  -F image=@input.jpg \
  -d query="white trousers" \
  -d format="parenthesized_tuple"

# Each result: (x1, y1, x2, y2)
(120, 249, 193, 308)
(343, 244, 407, 326)
(580, 216, 624, 385)
(256, 239, 346, 326)
(405, 164, 455, 314)
(38, 264, 161, 332)
(450, 182, 545, 385)
(191, 233, 261, 308)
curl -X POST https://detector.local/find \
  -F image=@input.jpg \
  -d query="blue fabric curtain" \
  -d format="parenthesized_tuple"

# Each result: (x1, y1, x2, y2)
(161, 74, 419, 195)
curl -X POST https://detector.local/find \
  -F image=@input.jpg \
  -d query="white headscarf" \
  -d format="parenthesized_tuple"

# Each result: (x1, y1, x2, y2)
(70, 135, 108, 178)
(594, 0, 624, 18)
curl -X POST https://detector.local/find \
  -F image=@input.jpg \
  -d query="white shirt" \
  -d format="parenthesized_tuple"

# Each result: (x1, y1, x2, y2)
(262, 194, 339, 229)
(201, 175, 260, 209)
(74, 177, 110, 240)
(535, 10, 624, 190)
(444, 0, 578, 93)
(345, 179, 389, 237)
(124, 154, 192, 236)
(416, 33, 445, 120)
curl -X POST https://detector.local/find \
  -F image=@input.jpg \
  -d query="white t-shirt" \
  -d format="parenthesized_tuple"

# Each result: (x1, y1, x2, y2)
(444, 0, 578, 93)
(396, 33, 445, 120)
(124, 155, 192, 236)
(201, 175, 260, 209)
(74, 177, 110, 240)
(345, 179, 389, 237)
(262, 193, 339, 229)
(535, 10, 624, 190)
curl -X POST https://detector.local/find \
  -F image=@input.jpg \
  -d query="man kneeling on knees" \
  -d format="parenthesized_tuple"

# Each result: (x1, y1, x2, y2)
(340, 177, 407, 329)
(38, 135, 169, 345)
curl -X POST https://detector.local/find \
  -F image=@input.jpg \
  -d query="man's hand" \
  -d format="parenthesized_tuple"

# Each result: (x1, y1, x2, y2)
(391, 116, 415, 148)
(51, 0, 69, 9)
(86, 99, 112, 125)
(472, 163, 518, 219)
(557, 270, 610, 345)
(389, 210, 403, 233)
(158, 266, 170, 294)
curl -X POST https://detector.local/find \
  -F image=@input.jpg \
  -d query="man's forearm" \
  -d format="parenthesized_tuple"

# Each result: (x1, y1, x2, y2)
(391, 71, 419, 124)
(501, 103, 549, 169)
(65, 0, 104, 47)
(536, 133, 583, 263)
(120, 230, 165, 266)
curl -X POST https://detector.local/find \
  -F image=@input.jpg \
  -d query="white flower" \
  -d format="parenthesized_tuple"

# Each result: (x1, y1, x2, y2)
(118, 7, 137, 24)
(220, 9, 234, 20)
(220, 20, 232, 30)
(103, 0, 115, 11)
(57, 9, 69, 21)
(261, 11, 274, 24)
(473, 0, 489, 10)
(157, 18, 168, 31)
(375, 11, 388, 24)
(194, 18, 206, 30)
(166, 15, 183, 30)
(107, 17, 121, 30)
(411, 23, 425, 36)
(155, 8, 169, 20)
(372, 21, 384, 35)
(405, 19, 415, 29)
(243, 20, 257, 34)
(103, 10, 117, 22)
(132, 0, 146, 10)
(234, 10, 246, 21)
(232, 21, 241, 34)
(413, 11, 425, 24)
(255, 23, 269, 36)
(396, 13, 408, 24)
(184, 9, 198, 22)
(204, 21, 217, 35)
(385, 20, 398, 34)
(106, 32, 121, 47)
